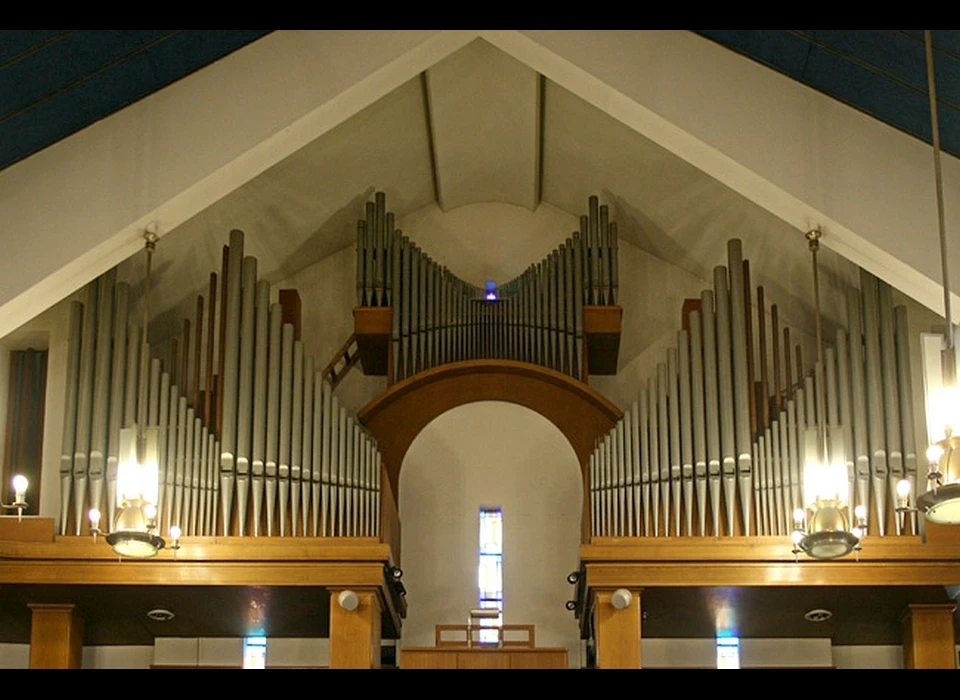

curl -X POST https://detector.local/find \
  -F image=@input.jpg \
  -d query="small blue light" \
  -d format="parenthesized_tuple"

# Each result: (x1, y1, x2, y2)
(485, 280, 497, 301)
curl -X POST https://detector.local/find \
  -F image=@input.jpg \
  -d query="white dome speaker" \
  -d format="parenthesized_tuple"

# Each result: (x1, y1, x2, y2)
(338, 590, 359, 611)
(611, 588, 632, 610)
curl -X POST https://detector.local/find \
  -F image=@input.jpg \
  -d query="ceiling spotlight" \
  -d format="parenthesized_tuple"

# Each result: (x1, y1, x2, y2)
(567, 571, 580, 585)
(146, 608, 175, 622)
(804, 608, 833, 623)
(565, 600, 577, 611)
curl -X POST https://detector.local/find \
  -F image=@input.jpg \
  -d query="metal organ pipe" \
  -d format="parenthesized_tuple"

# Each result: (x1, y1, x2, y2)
(584, 230, 919, 543)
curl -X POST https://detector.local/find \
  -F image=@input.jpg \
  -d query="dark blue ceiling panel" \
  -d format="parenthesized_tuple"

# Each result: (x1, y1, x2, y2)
(694, 29, 960, 159)
(0, 29, 272, 172)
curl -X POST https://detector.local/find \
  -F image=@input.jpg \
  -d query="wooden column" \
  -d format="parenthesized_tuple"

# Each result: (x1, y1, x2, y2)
(329, 588, 382, 669)
(594, 588, 642, 668)
(28, 603, 83, 669)
(901, 603, 957, 669)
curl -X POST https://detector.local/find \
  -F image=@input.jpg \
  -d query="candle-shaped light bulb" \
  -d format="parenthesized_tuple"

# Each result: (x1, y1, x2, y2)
(896, 479, 911, 506)
(89, 508, 101, 532)
(927, 443, 945, 465)
(793, 508, 805, 529)
(12, 474, 27, 501)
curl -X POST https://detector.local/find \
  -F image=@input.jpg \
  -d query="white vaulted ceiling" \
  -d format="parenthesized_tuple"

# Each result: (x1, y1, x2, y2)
(1, 31, 957, 345)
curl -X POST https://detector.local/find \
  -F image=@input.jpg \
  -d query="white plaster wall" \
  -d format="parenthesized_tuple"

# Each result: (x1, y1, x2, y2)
(0, 644, 29, 669)
(509, 30, 960, 322)
(82, 645, 154, 669)
(0, 30, 471, 340)
(641, 638, 716, 668)
(0, 638, 930, 669)
(266, 637, 330, 668)
(832, 645, 903, 669)
(741, 637, 833, 667)
(398, 401, 583, 667)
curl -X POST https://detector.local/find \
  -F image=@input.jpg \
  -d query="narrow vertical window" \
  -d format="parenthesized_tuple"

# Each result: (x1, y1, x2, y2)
(478, 506, 503, 643)
(2, 348, 47, 515)
(243, 636, 267, 669)
(716, 635, 740, 669)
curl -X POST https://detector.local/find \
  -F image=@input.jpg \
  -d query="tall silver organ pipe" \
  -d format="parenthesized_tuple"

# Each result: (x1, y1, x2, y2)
(356, 193, 620, 384)
(589, 237, 921, 541)
(58, 227, 382, 539)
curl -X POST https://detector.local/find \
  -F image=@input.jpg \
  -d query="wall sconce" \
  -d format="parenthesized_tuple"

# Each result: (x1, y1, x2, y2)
(1, 474, 28, 521)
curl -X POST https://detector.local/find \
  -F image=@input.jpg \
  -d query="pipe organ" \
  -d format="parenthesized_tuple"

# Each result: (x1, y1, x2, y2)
(58, 230, 382, 539)
(590, 238, 920, 539)
(355, 192, 620, 382)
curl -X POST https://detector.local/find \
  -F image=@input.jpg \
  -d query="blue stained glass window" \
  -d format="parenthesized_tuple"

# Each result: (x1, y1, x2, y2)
(478, 507, 503, 643)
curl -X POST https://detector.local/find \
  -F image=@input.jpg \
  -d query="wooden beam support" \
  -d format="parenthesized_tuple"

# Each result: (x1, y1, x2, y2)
(901, 603, 957, 669)
(28, 603, 83, 669)
(329, 588, 382, 669)
(593, 588, 642, 668)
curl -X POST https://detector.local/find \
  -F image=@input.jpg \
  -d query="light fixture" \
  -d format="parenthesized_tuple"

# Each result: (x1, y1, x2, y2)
(146, 608, 175, 622)
(804, 608, 833, 623)
(791, 229, 864, 560)
(89, 230, 177, 558)
(916, 30, 960, 524)
(1, 474, 29, 521)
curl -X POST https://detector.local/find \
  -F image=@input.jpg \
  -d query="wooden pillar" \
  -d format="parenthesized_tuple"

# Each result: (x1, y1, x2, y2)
(901, 603, 957, 669)
(594, 588, 642, 668)
(329, 588, 382, 669)
(28, 603, 83, 669)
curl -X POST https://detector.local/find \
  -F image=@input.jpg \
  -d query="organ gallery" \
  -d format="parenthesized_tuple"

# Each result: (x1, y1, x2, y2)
(1, 30, 959, 670)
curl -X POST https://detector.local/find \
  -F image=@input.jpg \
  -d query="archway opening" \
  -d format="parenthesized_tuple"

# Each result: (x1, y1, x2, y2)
(398, 400, 582, 666)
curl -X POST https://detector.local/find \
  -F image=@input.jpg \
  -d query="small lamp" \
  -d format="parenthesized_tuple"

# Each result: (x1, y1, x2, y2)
(1, 474, 29, 521)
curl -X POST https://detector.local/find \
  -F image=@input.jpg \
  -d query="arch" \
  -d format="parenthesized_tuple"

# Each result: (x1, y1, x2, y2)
(357, 359, 622, 505)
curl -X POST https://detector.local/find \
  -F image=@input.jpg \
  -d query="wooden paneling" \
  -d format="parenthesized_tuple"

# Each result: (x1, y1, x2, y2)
(582, 537, 960, 588)
(594, 588, 641, 669)
(901, 603, 958, 669)
(400, 650, 458, 669)
(583, 305, 622, 376)
(28, 603, 83, 669)
(379, 467, 401, 567)
(0, 516, 55, 543)
(399, 647, 567, 669)
(354, 307, 392, 378)
(329, 588, 381, 669)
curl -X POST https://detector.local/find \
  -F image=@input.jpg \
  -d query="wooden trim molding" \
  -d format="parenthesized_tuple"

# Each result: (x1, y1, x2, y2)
(581, 536, 960, 588)
(358, 359, 622, 500)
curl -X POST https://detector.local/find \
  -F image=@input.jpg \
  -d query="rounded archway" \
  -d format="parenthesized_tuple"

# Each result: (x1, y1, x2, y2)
(358, 359, 622, 502)
(397, 400, 583, 664)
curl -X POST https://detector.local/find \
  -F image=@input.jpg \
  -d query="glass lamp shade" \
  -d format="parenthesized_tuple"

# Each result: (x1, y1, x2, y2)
(799, 501, 859, 560)
(106, 497, 164, 557)
(917, 436, 960, 524)
(116, 425, 160, 505)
